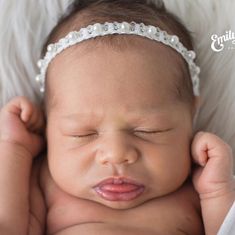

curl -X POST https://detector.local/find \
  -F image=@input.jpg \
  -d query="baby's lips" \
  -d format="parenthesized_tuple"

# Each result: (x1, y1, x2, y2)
(93, 177, 145, 201)
(94, 177, 144, 188)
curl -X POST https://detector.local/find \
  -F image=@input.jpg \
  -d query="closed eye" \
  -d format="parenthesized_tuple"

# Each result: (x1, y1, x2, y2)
(72, 129, 172, 136)
(134, 128, 173, 136)
(135, 130, 161, 134)
(72, 133, 98, 139)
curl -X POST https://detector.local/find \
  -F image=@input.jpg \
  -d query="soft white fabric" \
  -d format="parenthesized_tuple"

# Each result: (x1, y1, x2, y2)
(218, 200, 235, 235)
(164, 0, 235, 171)
(0, 0, 72, 105)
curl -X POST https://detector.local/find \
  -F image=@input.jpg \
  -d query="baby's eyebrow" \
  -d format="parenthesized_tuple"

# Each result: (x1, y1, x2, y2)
(60, 109, 171, 125)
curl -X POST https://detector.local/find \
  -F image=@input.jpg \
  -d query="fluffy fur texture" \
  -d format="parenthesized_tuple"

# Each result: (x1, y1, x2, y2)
(0, 0, 235, 167)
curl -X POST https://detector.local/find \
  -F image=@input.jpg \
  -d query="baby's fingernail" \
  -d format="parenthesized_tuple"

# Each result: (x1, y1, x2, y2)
(199, 155, 207, 166)
(201, 161, 206, 167)
(201, 158, 208, 166)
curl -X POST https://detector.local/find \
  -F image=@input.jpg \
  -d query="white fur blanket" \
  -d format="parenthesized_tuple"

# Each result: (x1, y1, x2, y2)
(0, 0, 235, 169)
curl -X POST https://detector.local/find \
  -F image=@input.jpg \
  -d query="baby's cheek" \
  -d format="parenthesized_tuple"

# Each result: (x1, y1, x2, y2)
(175, 155, 191, 180)
(160, 153, 191, 193)
(47, 154, 74, 191)
(47, 150, 92, 199)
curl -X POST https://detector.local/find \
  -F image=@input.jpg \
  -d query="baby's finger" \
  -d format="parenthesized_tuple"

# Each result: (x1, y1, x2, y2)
(27, 106, 45, 134)
(3, 96, 32, 121)
(191, 131, 209, 167)
(191, 131, 233, 172)
(13, 97, 39, 130)
(15, 97, 35, 123)
(5, 97, 45, 135)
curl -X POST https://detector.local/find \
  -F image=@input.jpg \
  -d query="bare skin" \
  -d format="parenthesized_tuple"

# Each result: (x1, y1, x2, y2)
(0, 37, 234, 235)
(39, 159, 203, 235)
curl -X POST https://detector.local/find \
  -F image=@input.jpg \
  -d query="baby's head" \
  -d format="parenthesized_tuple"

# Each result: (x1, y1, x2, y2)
(39, 0, 200, 209)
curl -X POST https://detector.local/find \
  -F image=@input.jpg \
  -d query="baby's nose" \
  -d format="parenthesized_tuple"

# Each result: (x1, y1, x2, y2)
(95, 132, 139, 166)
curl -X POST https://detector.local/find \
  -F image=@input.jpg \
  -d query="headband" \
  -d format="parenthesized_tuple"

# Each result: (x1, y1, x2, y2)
(36, 21, 200, 95)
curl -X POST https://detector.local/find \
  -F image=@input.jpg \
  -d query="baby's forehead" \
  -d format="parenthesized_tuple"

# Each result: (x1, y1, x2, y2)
(45, 36, 189, 113)
(48, 34, 185, 77)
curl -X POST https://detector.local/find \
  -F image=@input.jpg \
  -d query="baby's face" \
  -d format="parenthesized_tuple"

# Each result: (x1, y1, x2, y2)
(46, 37, 195, 209)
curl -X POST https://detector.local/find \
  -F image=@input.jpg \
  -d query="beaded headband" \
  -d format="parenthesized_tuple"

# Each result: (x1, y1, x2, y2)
(36, 21, 200, 95)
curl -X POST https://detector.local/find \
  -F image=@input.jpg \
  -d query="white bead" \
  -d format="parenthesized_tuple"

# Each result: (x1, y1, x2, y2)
(188, 50, 196, 60)
(68, 32, 77, 40)
(121, 22, 129, 32)
(40, 87, 45, 93)
(93, 23, 102, 34)
(83, 28, 90, 38)
(37, 60, 43, 68)
(35, 75, 41, 82)
(47, 44, 54, 52)
(68, 32, 73, 39)
(147, 26, 156, 37)
(170, 35, 179, 44)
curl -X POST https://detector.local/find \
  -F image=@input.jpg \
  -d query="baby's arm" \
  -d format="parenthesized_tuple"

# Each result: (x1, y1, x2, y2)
(0, 96, 45, 235)
(191, 132, 235, 235)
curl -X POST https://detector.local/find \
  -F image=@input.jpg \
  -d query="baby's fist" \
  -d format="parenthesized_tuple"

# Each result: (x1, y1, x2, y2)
(0, 96, 45, 157)
(191, 132, 234, 199)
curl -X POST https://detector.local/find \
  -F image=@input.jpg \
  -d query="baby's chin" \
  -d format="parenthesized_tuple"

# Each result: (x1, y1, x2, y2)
(86, 189, 168, 210)
(93, 197, 148, 210)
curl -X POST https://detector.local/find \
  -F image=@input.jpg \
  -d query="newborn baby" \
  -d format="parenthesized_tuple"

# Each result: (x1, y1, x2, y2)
(0, 1, 234, 235)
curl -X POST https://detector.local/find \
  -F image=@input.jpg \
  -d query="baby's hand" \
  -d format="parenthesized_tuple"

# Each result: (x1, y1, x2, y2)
(191, 131, 234, 199)
(191, 132, 235, 234)
(0, 96, 45, 157)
